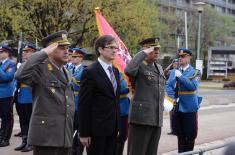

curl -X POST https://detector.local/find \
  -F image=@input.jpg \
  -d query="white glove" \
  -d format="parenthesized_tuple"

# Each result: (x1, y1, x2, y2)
(175, 69, 182, 77)
(17, 63, 22, 69)
(163, 97, 174, 112)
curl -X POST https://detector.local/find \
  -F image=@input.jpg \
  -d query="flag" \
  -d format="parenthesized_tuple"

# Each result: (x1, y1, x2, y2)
(95, 7, 132, 90)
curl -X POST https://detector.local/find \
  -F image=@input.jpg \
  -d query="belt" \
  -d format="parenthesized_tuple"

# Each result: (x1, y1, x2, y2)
(120, 93, 128, 99)
(20, 83, 29, 88)
(178, 91, 196, 95)
(74, 91, 79, 95)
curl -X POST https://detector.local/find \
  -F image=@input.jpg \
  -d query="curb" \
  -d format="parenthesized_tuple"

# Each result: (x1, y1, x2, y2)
(162, 136, 235, 155)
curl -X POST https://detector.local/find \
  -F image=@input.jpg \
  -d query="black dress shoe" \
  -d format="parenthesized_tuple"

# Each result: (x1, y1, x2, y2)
(21, 144, 33, 152)
(0, 140, 10, 147)
(15, 143, 27, 151)
(15, 136, 27, 151)
(14, 131, 22, 137)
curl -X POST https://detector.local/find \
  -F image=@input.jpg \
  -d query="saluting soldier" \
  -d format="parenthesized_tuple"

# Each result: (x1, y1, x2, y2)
(167, 48, 202, 153)
(70, 48, 86, 155)
(15, 30, 75, 155)
(125, 37, 165, 155)
(14, 44, 37, 152)
(0, 45, 16, 147)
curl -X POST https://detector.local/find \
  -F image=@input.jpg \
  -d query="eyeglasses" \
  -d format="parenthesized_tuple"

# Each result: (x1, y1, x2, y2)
(104, 46, 119, 50)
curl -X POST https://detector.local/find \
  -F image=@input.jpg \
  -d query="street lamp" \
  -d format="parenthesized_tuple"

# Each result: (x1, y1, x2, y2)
(195, 2, 206, 75)
(195, 2, 206, 60)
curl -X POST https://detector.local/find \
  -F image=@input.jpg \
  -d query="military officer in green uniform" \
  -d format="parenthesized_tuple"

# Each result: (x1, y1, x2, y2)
(15, 30, 75, 155)
(125, 37, 165, 155)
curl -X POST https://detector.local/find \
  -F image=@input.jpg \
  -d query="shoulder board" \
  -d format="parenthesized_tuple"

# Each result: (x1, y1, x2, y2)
(142, 60, 148, 66)
(188, 69, 199, 80)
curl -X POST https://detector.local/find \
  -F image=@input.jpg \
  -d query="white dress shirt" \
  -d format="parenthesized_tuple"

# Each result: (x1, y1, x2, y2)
(98, 58, 112, 80)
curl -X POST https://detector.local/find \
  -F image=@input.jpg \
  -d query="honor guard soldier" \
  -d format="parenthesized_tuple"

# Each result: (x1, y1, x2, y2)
(125, 37, 165, 155)
(15, 30, 75, 155)
(167, 48, 202, 153)
(0, 45, 16, 147)
(116, 72, 130, 155)
(14, 44, 37, 152)
(70, 48, 86, 155)
(65, 48, 74, 71)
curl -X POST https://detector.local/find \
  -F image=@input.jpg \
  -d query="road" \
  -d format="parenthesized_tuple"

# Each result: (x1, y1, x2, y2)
(1, 88, 235, 155)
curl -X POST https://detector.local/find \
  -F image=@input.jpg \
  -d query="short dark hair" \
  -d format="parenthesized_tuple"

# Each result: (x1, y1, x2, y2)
(94, 35, 116, 57)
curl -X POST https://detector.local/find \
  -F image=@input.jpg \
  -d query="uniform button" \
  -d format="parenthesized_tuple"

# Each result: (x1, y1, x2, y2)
(42, 121, 45, 124)
(66, 96, 68, 99)
(67, 114, 69, 118)
(67, 105, 69, 107)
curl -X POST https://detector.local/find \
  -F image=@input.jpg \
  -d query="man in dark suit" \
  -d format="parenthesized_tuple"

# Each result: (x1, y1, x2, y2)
(15, 30, 74, 155)
(78, 35, 120, 155)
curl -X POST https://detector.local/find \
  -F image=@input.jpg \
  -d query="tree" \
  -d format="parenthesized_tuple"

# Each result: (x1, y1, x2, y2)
(0, 0, 159, 55)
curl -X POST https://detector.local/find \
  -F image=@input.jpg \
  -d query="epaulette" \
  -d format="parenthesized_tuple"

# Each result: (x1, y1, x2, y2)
(142, 60, 148, 66)
(188, 69, 199, 80)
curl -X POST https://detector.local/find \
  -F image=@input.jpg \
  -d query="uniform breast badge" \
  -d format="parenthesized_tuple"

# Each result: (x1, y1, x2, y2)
(48, 64, 53, 71)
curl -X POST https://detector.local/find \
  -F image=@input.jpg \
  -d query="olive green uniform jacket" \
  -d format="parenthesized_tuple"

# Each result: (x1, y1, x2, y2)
(125, 51, 165, 127)
(15, 51, 74, 147)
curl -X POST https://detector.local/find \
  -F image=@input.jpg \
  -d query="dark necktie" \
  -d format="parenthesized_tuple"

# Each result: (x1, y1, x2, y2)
(72, 66, 75, 74)
(0, 62, 2, 66)
(108, 66, 117, 93)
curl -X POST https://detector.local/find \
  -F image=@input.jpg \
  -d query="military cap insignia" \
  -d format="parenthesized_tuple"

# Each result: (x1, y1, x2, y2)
(62, 34, 67, 40)
(148, 76, 152, 80)
(50, 88, 56, 94)
(179, 50, 184, 55)
(155, 38, 159, 43)
(48, 64, 53, 71)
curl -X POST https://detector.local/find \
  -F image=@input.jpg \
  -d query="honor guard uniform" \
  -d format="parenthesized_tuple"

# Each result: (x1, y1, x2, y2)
(65, 48, 74, 71)
(167, 48, 202, 153)
(14, 44, 37, 152)
(15, 30, 75, 155)
(0, 45, 17, 147)
(125, 37, 165, 155)
(70, 48, 86, 155)
(116, 72, 130, 155)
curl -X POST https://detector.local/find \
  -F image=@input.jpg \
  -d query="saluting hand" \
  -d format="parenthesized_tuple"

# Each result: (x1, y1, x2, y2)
(43, 43, 59, 56)
(80, 137, 91, 148)
(143, 47, 155, 54)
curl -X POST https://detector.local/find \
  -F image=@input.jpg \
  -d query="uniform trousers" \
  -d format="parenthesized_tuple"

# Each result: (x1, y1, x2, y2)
(169, 110, 177, 134)
(15, 103, 32, 136)
(33, 146, 72, 155)
(176, 112, 198, 153)
(128, 124, 161, 155)
(0, 97, 14, 141)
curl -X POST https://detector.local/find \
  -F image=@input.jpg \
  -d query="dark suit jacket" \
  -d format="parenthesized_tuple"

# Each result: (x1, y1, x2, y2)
(78, 60, 120, 137)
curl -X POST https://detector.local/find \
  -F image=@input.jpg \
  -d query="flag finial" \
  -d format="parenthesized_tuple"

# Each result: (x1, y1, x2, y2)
(95, 7, 100, 13)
